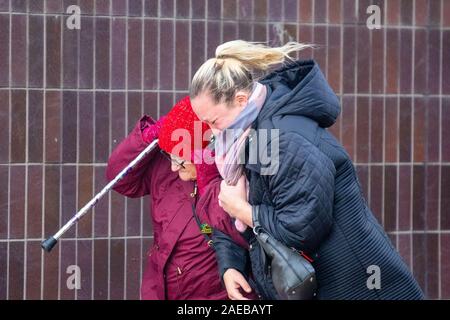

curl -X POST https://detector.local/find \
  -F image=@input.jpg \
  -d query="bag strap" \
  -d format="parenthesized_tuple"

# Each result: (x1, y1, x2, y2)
(191, 182, 214, 248)
(252, 205, 263, 235)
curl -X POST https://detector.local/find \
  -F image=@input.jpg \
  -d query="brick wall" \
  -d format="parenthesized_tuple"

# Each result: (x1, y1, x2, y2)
(0, 0, 449, 299)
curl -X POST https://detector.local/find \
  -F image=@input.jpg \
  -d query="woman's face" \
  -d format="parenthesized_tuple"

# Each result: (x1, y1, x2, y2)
(191, 91, 249, 134)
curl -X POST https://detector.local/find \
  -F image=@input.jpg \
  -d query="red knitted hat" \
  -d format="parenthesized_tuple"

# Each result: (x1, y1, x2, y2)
(158, 96, 211, 161)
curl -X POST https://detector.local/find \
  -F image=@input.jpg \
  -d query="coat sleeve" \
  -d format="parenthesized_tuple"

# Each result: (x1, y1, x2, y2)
(105, 115, 162, 198)
(254, 131, 335, 254)
(212, 229, 250, 279)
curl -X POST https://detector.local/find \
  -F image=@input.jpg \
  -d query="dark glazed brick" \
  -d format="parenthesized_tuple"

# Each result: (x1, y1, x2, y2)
(0, 167, 8, 238)
(28, 16, 44, 87)
(223, 0, 237, 20)
(45, 91, 62, 163)
(399, 97, 412, 163)
(79, 17, 94, 89)
(79, 0, 94, 15)
(46, 16, 62, 88)
(386, 29, 399, 94)
(400, 0, 413, 25)
(314, 0, 326, 23)
(61, 165, 76, 238)
(112, 0, 128, 15)
(94, 92, 110, 163)
(77, 240, 92, 299)
(284, 0, 297, 22)
(77, 166, 93, 238)
(398, 166, 411, 231)
(239, 0, 253, 20)
(12, 0, 27, 12)
(126, 239, 141, 299)
(96, 0, 111, 15)
(191, 0, 205, 18)
(110, 239, 125, 299)
(425, 165, 439, 231)
(412, 166, 426, 230)
(143, 20, 158, 90)
(413, 98, 426, 163)
(191, 21, 205, 78)
(8, 242, 24, 299)
(93, 239, 109, 299)
(45, 0, 62, 13)
(442, 167, 450, 230)
(427, 30, 440, 95)
(94, 167, 109, 237)
(160, 0, 174, 17)
(443, 98, 450, 162)
(343, 26, 356, 94)
(26, 241, 42, 299)
(328, 0, 342, 24)
(0, 15, 9, 87)
(128, 19, 143, 89)
(384, 97, 398, 163)
(28, 91, 44, 163)
(9, 166, 26, 239)
(27, 165, 43, 238)
(384, 165, 397, 232)
(0, 98, 8, 167)
(176, 0, 190, 18)
(11, 15, 26, 87)
(208, 0, 221, 19)
(159, 20, 174, 90)
(268, 0, 282, 21)
(356, 97, 369, 163)
(370, 97, 383, 163)
(95, 18, 111, 89)
(299, 0, 312, 23)
(371, 29, 384, 94)
(112, 18, 126, 89)
(415, 0, 428, 26)
(62, 91, 77, 163)
(399, 29, 413, 94)
(0, 243, 6, 299)
(44, 166, 60, 237)
(175, 21, 189, 90)
(11, 90, 26, 163)
(63, 21, 78, 89)
(79, 92, 94, 163)
(443, 31, 450, 94)
(414, 29, 427, 94)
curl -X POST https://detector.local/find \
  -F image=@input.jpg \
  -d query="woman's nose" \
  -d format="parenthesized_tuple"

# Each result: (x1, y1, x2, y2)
(171, 162, 180, 172)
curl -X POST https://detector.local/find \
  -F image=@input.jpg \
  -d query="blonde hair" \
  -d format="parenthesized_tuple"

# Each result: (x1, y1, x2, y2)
(190, 40, 311, 103)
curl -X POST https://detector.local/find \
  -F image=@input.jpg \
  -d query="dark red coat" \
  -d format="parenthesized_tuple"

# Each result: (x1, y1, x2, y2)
(106, 116, 247, 300)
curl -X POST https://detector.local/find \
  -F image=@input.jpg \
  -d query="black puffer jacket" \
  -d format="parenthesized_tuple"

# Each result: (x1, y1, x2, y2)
(214, 60, 424, 300)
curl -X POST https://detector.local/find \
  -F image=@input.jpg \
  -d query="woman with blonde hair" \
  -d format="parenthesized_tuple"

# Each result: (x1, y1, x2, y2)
(190, 40, 424, 300)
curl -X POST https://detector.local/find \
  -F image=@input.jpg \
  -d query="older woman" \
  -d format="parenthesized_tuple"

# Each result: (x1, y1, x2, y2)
(106, 96, 249, 299)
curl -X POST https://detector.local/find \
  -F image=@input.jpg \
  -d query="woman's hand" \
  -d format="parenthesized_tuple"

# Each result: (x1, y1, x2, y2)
(142, 115, 166, 143)
(223, 269, 252, 300)
(218, 176, 253, 227)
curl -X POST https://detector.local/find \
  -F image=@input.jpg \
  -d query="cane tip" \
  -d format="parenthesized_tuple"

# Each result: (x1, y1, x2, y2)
(41, 237, 57, 252)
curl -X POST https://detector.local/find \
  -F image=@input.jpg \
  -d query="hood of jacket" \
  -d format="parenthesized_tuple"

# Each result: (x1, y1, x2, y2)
(258, 60, 340, 128)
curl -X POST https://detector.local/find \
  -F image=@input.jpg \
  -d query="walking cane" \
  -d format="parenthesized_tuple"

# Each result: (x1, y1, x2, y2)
(41, 139, 159, 252)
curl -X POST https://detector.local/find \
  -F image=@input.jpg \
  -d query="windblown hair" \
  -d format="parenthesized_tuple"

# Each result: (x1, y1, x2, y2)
(190, 40, 312, 103)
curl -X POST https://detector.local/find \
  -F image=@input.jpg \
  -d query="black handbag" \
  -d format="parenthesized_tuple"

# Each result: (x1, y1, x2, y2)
(253, 207, 318, 300)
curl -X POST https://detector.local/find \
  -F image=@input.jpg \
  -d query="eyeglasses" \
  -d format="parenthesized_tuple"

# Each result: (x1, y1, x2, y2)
(160, 150, 186, 169)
